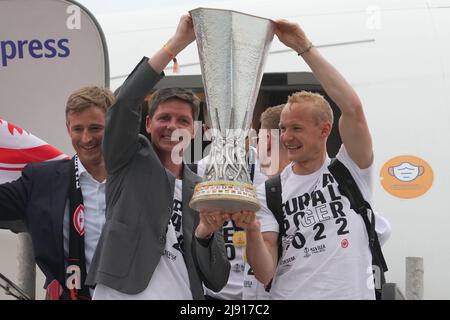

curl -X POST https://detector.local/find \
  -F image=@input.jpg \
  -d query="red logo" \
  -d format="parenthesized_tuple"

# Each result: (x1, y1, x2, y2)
(73, 205, 85, 236)
(45, 280, 63, 300)
(341, 239, 349, 248)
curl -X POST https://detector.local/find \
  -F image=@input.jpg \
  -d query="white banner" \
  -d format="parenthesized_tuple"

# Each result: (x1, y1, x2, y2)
(0, 0, 109, 155)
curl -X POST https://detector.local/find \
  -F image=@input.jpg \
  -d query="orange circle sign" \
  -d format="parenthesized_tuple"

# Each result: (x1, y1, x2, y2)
(380, 155, 433, 199)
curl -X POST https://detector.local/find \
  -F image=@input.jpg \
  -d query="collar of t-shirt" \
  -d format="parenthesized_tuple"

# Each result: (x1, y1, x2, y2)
(285, 156, 330, 179)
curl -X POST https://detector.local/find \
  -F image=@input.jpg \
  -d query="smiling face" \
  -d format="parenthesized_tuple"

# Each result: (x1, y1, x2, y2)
(66, 106, 105, 169)
(279, 102, 330, 167)
(146, 98, 195, 157)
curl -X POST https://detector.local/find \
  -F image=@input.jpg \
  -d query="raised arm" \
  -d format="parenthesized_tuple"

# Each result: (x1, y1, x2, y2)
(103, 15, 195, 173)
(147, 14, 195, 74)
(274, 20, 373, 168)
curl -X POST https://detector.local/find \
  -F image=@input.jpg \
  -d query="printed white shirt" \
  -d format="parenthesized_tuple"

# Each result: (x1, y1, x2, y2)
(92, 179, 193, 300)
(258, 145, 378, 300)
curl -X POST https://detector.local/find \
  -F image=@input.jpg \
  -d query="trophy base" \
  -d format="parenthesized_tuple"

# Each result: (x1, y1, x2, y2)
(189, 180, 261, 212)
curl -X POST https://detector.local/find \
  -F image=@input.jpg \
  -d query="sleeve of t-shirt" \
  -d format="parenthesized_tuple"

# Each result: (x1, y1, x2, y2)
(374, 211, 392, 247)
(252, 160, 269, 187)
(335, 144, 374, 203)
(255, 183, 279, 233)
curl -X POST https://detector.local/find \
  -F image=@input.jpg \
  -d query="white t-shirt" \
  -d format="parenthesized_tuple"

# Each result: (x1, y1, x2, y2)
(242, 158, 271, 300)
(93, 179, 193, 300)
(204, 219, 247, 300)
(198, 156, 268, 300)
(242, 263, 271, 300)
(258, 145, 376, 300)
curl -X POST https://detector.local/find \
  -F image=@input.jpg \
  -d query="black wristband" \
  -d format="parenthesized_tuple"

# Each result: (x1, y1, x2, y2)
(297, 43, 314, 56)
(195, 233, 214, 247)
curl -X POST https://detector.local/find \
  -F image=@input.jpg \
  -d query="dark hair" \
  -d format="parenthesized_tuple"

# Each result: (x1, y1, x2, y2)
(148, 88, 200, 120)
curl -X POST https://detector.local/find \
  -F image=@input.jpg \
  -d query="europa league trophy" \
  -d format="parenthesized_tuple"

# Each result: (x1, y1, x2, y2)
(189, 8, 274, 212)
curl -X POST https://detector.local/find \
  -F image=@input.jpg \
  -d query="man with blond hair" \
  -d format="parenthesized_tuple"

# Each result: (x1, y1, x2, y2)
(231, 19, 391, 299)
(0, 85, 115, 299)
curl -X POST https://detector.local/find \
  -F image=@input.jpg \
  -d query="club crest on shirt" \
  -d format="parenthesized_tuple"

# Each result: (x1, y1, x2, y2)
(73, 204, 85, 236)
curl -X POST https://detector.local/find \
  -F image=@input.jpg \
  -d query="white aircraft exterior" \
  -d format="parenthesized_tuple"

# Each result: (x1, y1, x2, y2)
(1, 0, 449, 299)
(90, 0, 450, 299)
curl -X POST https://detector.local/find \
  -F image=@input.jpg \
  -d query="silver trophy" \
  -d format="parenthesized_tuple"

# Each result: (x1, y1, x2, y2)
(189, 8, 274, 212)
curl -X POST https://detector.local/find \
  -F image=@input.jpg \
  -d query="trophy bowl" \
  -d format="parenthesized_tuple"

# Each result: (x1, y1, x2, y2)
(190, 180, 260, 212)
(189, 8, 274, 213)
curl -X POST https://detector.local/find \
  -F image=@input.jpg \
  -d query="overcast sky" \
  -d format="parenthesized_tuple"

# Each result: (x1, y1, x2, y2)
(75, 0, 228, 15)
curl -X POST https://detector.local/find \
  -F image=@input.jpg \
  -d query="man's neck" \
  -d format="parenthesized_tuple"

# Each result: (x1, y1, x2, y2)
(83, 161, 106, 182)
(276, 153, 291, 176)
(155, 148, 183, 179)
(292, 153, 327, 175)
(263, 148, 293, 177)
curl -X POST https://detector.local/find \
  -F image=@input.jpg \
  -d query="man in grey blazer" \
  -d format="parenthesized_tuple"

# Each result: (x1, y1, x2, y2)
(86, 15, 230, 299)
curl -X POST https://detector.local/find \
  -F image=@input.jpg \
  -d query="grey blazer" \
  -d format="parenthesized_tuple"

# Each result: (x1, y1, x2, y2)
(86, 58, 230, 299)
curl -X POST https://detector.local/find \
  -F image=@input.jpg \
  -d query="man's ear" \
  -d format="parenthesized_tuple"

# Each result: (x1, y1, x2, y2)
(66, 120, 70, 135)
(267, 131, 274, 152)
(203, 123, 212, 141)
(145, 115, 152, 135)
(321, 121, 332, 138)
(193, 120, 200, 138)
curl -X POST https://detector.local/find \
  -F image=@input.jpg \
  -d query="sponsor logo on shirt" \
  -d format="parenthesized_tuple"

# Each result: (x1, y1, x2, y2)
(244, 280, 253, 288)
(309, 244, 326, 254)
(164, 249, 177, 261)
(302, 244, 327, 258)
(281, 255, 296, 265)
(232, 263, 245, 273)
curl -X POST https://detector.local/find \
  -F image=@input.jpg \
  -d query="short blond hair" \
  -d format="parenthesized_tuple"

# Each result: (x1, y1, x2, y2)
(65, 86, 115, 118)
(260, 104, 284, 129)
(287, 91, 333, 125)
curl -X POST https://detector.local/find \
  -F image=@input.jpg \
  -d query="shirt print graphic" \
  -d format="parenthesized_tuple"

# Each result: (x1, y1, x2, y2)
(279, 173, 351, 267)
(223, 220, 245, 273)
(171, 199, 184, 254)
